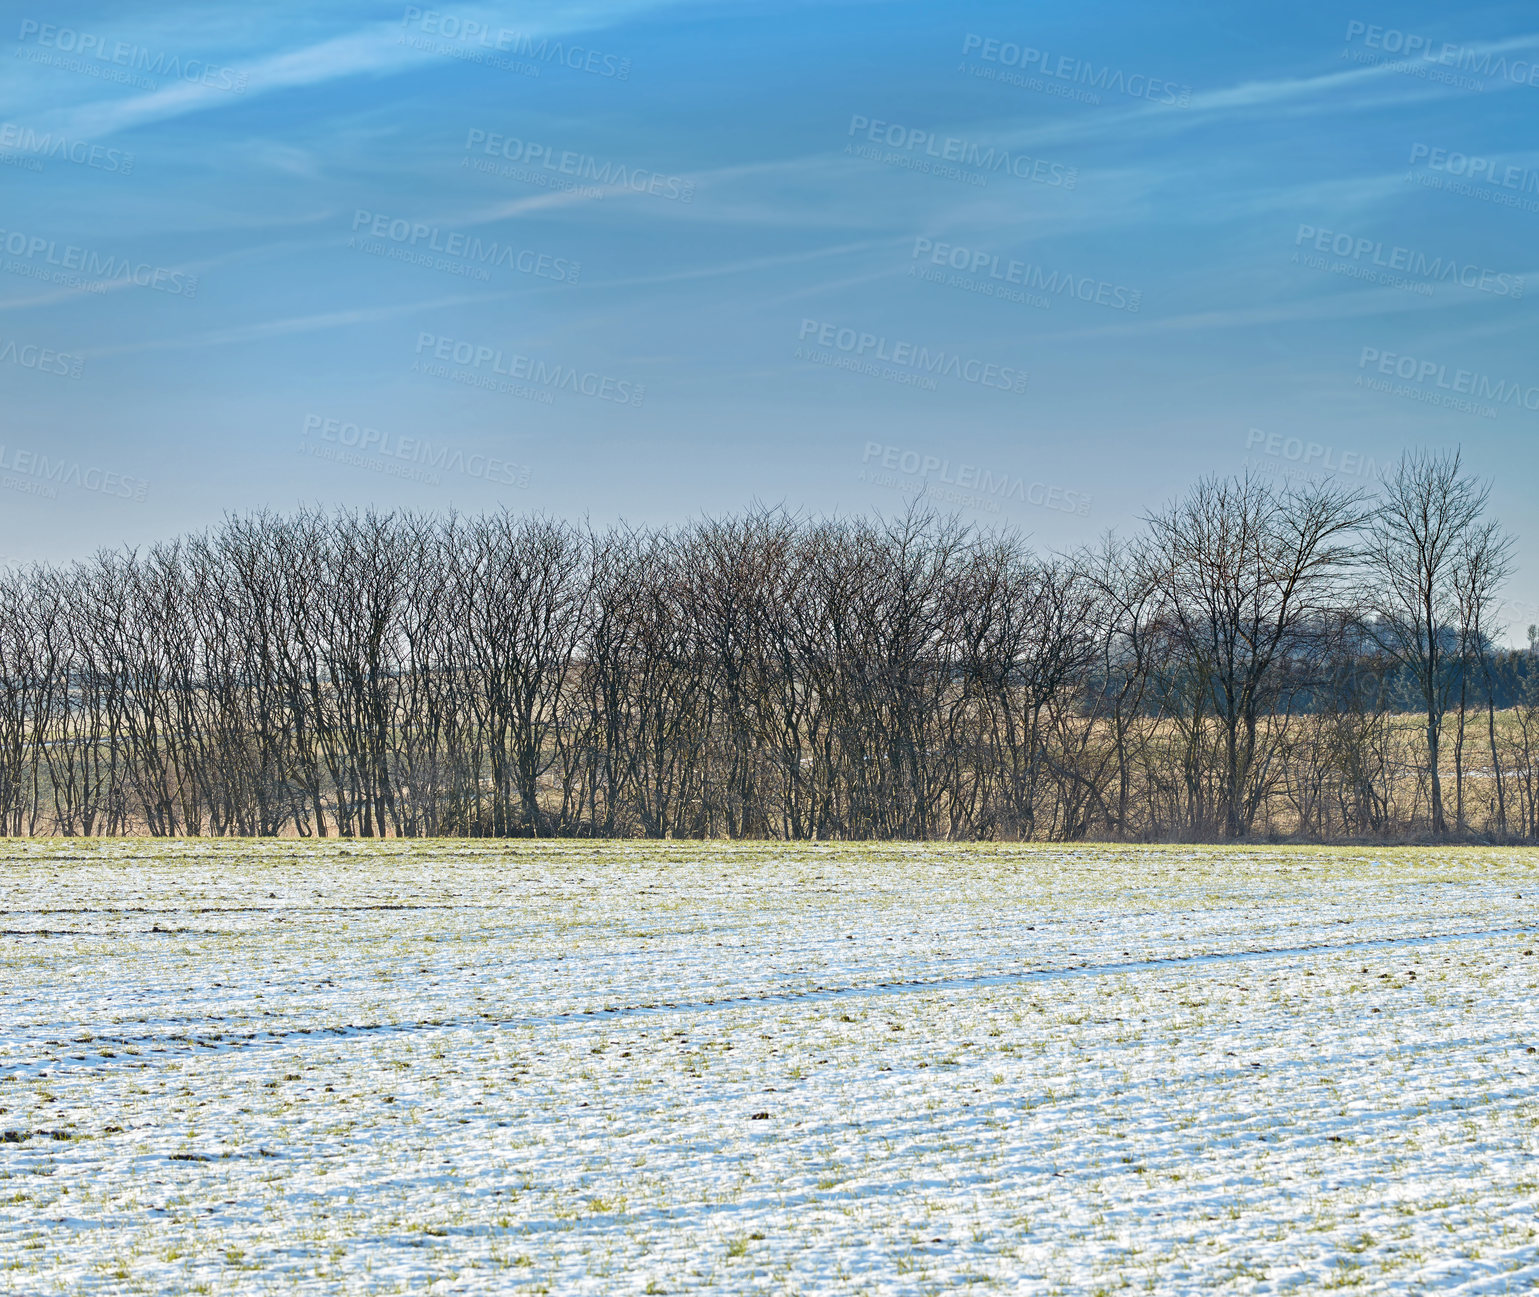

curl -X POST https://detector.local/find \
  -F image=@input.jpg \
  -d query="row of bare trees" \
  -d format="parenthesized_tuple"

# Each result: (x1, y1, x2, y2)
(0, 450, 1531, 840)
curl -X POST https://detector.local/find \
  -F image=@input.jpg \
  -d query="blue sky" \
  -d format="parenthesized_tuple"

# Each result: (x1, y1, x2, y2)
(3, 0, 1538, 635)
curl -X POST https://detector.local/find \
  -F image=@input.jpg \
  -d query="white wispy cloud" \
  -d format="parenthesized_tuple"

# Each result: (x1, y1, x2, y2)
(78, 289, 506, 357)
(30, 1, 691, 141)
(1014, 271, 1539, 341)
(984, 31, 1539, 155)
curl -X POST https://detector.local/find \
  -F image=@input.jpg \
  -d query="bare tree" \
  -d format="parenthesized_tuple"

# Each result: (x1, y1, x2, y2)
(1145, 474, 1368, 839)
(1365, 450, 1505, 834)
(1452, 521, 1516, 833)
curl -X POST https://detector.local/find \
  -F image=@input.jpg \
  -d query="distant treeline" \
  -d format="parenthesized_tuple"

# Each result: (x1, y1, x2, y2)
(1309, 649, 1534, 714)
(1, 450, 1536, 842)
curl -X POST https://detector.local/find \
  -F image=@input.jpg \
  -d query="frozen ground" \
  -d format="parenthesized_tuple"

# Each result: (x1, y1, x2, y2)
(1, 840, 1536, 1295)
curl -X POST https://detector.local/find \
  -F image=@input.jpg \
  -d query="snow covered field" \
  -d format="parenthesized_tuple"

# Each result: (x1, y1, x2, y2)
(1, 840, 1536, 1295)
